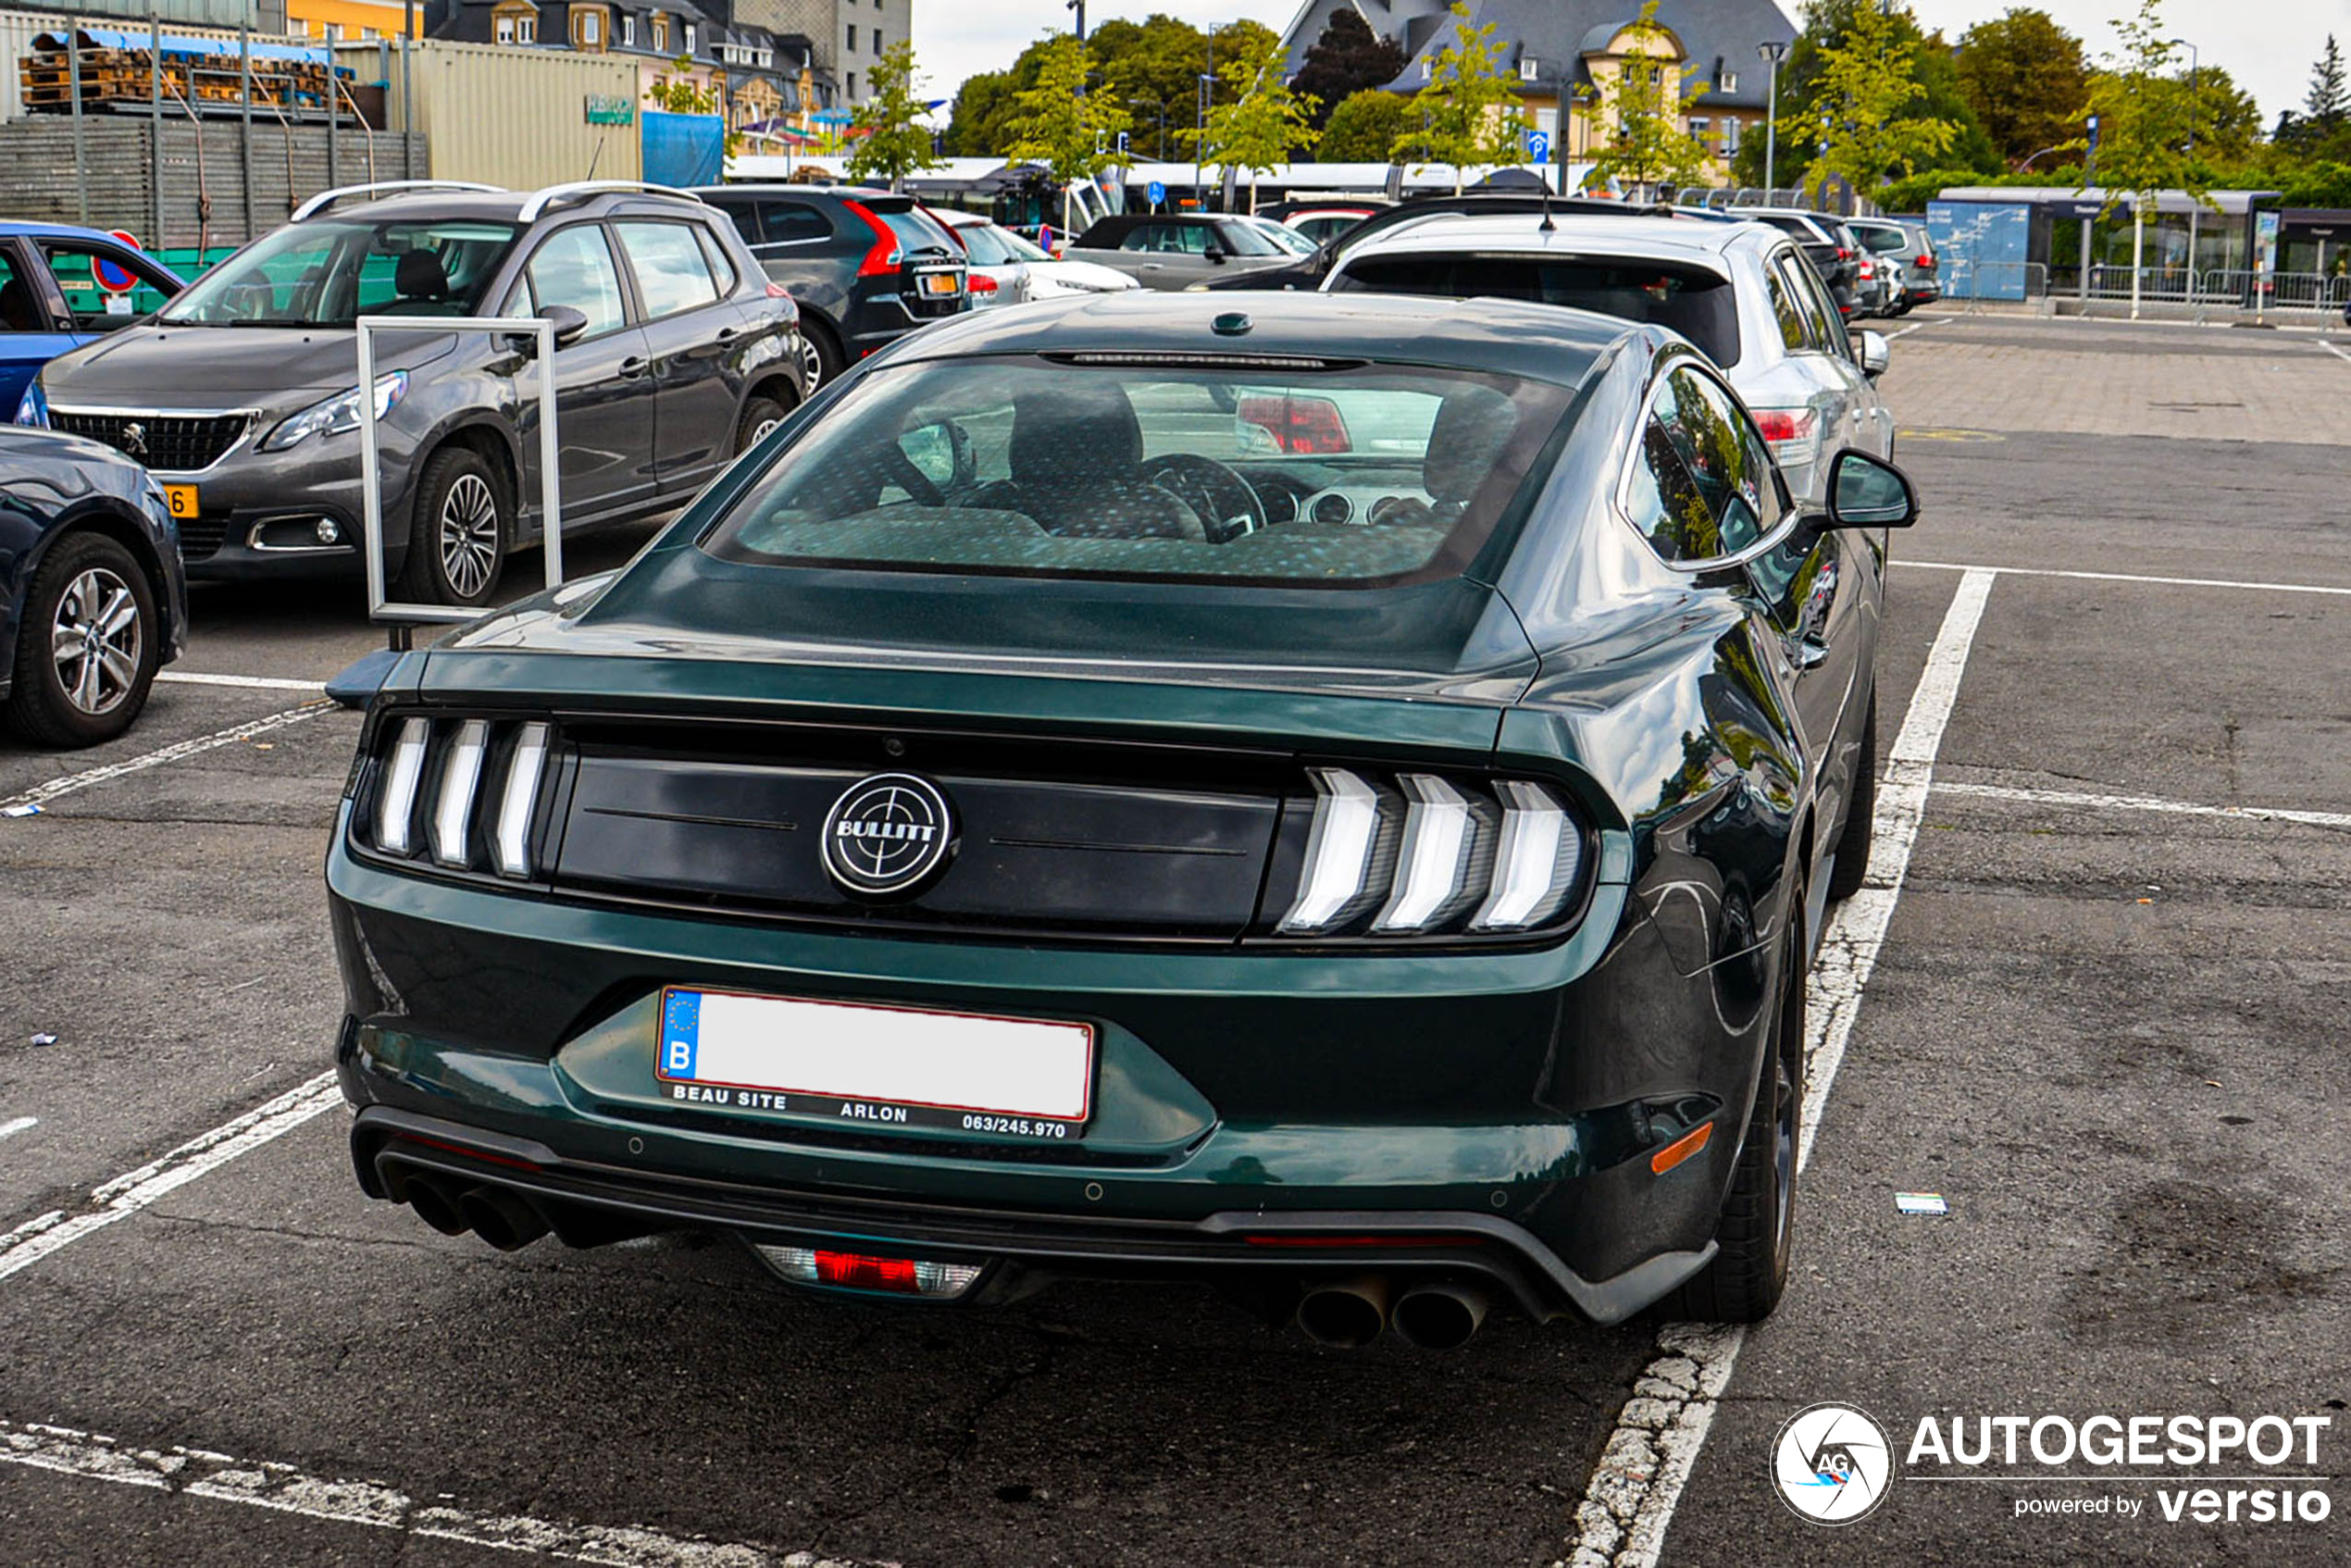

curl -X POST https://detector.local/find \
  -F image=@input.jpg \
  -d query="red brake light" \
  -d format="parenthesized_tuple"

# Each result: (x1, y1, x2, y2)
(765, 281, 790, 298)
(1751, 407, 1818, 444)
(1237, 393, 1351, 454)
(1916, 255, 1936, 271)
(1836, 246, 1851, 260)
(843, 200, 902, 278)
(968, 272, 999, 293)
(814, 1250, 922, 1292)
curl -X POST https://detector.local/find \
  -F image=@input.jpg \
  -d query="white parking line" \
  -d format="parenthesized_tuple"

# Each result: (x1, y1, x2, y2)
(1567, 568, 1996, 1568)
(0, 703, 332, 815)
(0, 1118, 35, 1143)
(0, 1074, 341, 1284)
(2319, 339, 2351, 366)
(0, 1418, 837, 1566)
(156, 671, 327, 693)
(1936, 779, 2351, 831)
(1897, 559, 2351, 598)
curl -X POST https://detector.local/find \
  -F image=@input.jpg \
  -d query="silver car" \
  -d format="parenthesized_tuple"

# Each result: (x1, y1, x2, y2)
(1320, 211, 1894, 503)
(936, 209, 1139, 305)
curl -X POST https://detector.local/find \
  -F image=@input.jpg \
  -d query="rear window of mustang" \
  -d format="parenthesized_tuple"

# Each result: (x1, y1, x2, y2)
(701, 355, 1575, 587)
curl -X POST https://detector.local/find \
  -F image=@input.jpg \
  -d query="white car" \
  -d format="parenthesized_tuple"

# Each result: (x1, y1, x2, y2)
(1234, 215, 1319, 256)
(937, 209, 1138, 305)
(1320, 212, 1893, 503)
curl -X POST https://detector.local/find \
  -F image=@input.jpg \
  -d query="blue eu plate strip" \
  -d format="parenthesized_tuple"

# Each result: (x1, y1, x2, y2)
(662, 989, 701, 1080)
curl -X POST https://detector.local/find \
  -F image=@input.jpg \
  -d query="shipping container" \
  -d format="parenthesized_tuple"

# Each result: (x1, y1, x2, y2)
(336, 37, 640, 191)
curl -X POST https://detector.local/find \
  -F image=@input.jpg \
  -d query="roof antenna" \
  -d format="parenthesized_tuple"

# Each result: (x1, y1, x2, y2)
(1539, 167, 1556, 233)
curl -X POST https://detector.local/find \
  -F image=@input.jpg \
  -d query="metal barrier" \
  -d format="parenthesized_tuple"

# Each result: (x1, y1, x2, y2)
(356, 314, 562, 628)
(2053, 268, 2349, 319)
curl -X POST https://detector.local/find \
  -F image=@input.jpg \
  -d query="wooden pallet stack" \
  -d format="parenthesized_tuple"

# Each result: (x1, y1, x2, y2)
(17, 39, 351, 114)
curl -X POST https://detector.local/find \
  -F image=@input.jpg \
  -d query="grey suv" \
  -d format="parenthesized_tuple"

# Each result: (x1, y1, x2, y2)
(37, 180, 806, 606)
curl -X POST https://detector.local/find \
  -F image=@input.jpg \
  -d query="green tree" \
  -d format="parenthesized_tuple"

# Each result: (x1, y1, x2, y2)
(1730, 0, 1997, 187)
(1002, 33, 1132, 227)
(1803, 1, 1957, 195)
(1317, 88, 1411, 161)
(846, 42, 942, 188)
(941, 68, 1018, 156)
(1954, 7, 2088, 169)
(1290, 8, 1407, 131)
(1584, 1, 1712, 195)
(1182, 31, 1318, 205)
(2083, 0, 2211, 314)
(2307, 34, 2347, 128)
(1391, 3, 1526, 193)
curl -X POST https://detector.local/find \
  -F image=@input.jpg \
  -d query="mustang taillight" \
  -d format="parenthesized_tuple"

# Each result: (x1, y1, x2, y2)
(1277, 767, 1586, 939)
(365, 716, 553, 877)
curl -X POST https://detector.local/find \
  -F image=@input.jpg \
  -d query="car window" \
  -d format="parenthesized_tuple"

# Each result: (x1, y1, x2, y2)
(956, 224, 1015, 266)
(37, 242, 177, 328)
(1120, 223, 1204, 255)
(704, 195, 759, 240)
(693, 223, 739, 294)
(519, 224, 627, 337)
(876, 206, 956, 258)
(615, 220, 721, 319)
(1332, 254, 1743, 368)
(159, 218, 517, 326)
(1851, 221, 1907, 255)
(1774, 254, 1832, 352)
(1761, 259, 1807, 353)
(1623, 367, 1773, 563)
(755, 201, 833, 243)
(703, 356, 1575, 589)
(1792, 257, 1852, 359)
(0, 248, 47, 332)
(1213, 221, 1280, 257)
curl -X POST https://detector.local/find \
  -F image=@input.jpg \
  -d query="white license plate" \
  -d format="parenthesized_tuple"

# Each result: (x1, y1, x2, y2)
(656, 988, 1093, 1130)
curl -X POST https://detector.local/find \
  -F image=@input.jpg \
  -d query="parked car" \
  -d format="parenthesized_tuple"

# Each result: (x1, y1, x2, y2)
(1062, 213, 1302, 290)
(326, 292, 1917, 1338)
(1847, 217, 1941, 312)
(1256, 198, 1387, 246)
(1, 221, 187, 419)
(1322, 212, 1896, 503)
(37, 180, 803, 606)
(1729, 207, 1862, 318)
(934, 208, 1140, 306)
(693, 184, 966, 386)
(1234, 215, 1319, 256)
(1, 425, 185, 746)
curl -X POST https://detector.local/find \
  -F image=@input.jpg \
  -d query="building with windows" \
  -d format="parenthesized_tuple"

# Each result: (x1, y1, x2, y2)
(1280, 0, 1795, 184)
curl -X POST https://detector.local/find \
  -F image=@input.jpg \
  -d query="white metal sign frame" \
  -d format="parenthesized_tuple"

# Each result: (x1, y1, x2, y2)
(356, 314, 563, 626)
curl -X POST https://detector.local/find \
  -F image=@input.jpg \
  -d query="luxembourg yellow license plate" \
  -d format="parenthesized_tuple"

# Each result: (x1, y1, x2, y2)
(162, 484, 199, 519)
(920, 272, 961, 296)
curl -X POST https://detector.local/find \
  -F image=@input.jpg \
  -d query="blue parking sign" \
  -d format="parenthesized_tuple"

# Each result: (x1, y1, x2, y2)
(1527, 131, 1550, 164)
(1148, 180, 1167, 206)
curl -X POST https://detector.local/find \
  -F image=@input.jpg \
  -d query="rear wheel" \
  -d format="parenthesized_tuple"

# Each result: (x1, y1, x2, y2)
(797, 318, 843, 393)
(736, 392, 789, 455)
(1826, 691, 1878, 902)
(1658, 911, 1805, 1324)
(398, 445, 508, 608)
(3, 532, 159, 748)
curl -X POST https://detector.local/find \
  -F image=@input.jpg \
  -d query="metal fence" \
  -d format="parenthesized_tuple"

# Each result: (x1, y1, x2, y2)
(2046, 267, 2349, 317)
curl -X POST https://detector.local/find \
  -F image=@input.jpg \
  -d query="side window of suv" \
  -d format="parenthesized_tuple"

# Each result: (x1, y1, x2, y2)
(1761, 257, 1807, 353)
(1623, 367, 1775, 563)
(1774, 253, 1832, 352)
(518, 224, 626, 337)
(755, 201, 833, 244)
(616, 220, 722, 319)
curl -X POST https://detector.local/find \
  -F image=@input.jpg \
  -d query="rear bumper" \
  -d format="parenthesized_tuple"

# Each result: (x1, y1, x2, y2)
(351, 1104, 1714, 1323)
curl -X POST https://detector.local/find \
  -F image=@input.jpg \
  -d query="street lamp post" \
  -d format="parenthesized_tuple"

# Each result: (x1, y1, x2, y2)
(1758, 42, 1788, 198)
(1065, 0, 1085, 42)
(2172, 38, 2201, 284)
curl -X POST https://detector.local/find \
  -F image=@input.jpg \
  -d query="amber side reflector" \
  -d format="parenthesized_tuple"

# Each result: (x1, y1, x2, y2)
(1649, 1122, 1714, 1176)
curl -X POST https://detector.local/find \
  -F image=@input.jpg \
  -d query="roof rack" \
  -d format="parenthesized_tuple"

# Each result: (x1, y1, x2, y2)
(517, 180, 710, 222)
(292, 180, 505, 221)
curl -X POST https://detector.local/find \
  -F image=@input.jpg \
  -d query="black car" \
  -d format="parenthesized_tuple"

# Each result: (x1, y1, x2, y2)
(38, 181, 805, 607)
(1730, 209, 1863, 318)
(1, 426, 186, 746)
(692, 185, 967, 390)
(1062, 214, 1304, 291)
(325, 292, 1918, 1338)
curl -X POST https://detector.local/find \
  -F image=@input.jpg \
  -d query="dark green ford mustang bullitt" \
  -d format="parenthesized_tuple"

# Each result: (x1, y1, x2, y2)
(327, 291, 1918, 1348)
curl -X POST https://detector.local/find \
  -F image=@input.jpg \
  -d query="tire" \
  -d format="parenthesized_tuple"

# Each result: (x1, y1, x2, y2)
(3, 531, 160, 748)
(797, 318, 843, 393)
(1658, 912, 1806, 1324)
(1826, 691, 1878, 902)
(735, 392, 789, 455)
(397, 445, 508, 609)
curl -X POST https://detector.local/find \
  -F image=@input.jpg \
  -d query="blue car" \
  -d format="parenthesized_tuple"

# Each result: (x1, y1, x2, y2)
(1, 222, 187, 419)
(0, 425, 187, 746)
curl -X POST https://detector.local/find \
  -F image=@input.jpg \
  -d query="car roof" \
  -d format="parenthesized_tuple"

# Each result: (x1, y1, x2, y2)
(321, 190, 718, 226)
(690, 183, 891, 202)
(876, 289, 1646, 388)
(0, 219, 150, 242)
(1340, 213, 1773, 268)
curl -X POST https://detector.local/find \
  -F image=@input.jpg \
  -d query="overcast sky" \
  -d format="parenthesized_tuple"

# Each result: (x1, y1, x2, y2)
(916, 1, 2351, 131)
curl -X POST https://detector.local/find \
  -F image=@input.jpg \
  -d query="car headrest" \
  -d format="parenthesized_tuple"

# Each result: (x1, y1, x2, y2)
(0, 277, 37, 331)
(393, 248, 449, 301)
(1008, 384, 1144, 482)
(1423, 385, 1519, 506)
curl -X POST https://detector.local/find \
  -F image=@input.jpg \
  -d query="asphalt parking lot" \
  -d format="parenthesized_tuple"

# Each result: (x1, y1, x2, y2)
(1, 310, 2345, 1566)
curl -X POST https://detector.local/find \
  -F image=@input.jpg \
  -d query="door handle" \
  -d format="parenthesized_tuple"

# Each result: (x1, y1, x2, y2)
(714, 327, 738, 343)
(618, 355, 650, 380)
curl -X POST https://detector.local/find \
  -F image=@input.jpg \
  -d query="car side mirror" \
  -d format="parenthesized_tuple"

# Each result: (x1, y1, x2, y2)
(1203, 244, 1227, 264)
(1857, 329, 1889, 380)
(510, 305, 589, 356)
(1825, 449, 1917, 529)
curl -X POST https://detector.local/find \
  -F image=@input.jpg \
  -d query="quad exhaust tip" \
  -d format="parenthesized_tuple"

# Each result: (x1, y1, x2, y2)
(457, 1185, 552, 1251)
(1296, 1276, 1490, 1350)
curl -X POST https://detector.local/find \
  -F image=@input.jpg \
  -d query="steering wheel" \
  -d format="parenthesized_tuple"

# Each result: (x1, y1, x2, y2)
(881, 444, 946, 507)
(1140, 454, 1265, 543)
